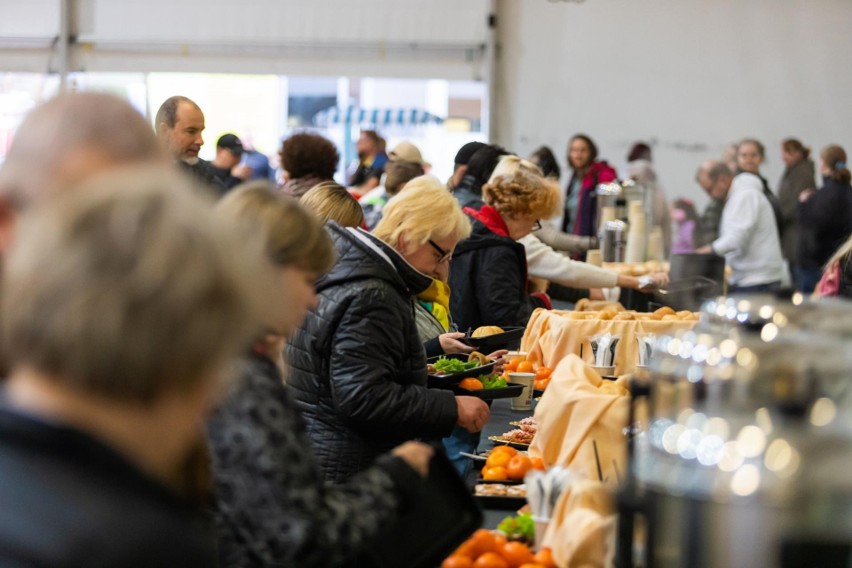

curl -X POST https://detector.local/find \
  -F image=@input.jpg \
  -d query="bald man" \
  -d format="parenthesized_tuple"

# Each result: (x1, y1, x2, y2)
(155, 96, 227, 197)
(0, 92, 165, 255)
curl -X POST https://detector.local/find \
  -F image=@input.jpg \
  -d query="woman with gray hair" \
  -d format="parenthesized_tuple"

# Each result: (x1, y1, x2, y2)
(0, 167, 264, 566)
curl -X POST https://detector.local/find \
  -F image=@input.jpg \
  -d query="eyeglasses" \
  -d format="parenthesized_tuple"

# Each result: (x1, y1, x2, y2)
(428, 239, 452, 264)
(533, 220, 542, 231)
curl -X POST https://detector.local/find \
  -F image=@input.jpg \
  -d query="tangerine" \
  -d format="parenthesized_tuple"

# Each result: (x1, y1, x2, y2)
(470, 529, 499, 555)
(442, 555, 474, 568)
(485, 450, 512, 468)
(517, 361, 535, 373)
(517, 564, 547, 568)
(482, 466, 508, 481)
(499, 541, 535, 567)
(506, 455, 534, 480)
(533, 547, 557, 568)
(530, 457, 546, 470)
(534, 367, 553, 380)
(473, 552, 510, 568)
(505, 359, 520, 372)
(459, 378, 484, 390)
(490, 445, 518, 458)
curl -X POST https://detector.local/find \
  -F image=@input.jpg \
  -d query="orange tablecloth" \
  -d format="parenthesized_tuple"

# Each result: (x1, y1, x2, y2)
(520, 308, 698, 376)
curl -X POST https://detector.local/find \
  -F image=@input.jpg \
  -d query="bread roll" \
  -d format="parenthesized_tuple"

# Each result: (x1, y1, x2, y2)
(653, 306, 676, 317)
(614, 311, 636, 321)
(471, 326, 504, 338)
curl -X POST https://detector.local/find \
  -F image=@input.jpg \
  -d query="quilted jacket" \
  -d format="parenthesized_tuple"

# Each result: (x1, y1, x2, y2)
(449, 208, 544, 331)
(286, 224, 458, 483)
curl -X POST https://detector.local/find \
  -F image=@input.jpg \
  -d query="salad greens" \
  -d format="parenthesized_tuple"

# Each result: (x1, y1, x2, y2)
(496, 512, 535, 544)
(479, 373, 508, 389)
(433, 356, 478, 374)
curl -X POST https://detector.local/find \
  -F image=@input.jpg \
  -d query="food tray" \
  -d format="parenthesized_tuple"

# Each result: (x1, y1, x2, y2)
(452, 382, 525, 400)
(488, 435, 531, 450)
(474, 494, 528, 510)
(426, 353, 495, 388)
(463, 326, 526, 352)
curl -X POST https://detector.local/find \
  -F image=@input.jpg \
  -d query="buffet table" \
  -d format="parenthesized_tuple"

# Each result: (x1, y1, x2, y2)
(520, 308, 699, 376)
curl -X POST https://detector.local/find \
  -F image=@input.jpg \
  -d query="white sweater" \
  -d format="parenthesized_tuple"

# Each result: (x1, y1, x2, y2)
(519, 234, 619, 289)
(711, 173, 785, 286)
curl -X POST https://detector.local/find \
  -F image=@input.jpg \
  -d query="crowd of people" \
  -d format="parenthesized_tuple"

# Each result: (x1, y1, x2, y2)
(0, 90, 850, 566)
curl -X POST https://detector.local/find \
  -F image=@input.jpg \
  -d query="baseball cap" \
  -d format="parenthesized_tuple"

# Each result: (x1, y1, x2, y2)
(217, 133, 244, 157)
(454, 141, 487, 166)
(389, 141, 430, 168)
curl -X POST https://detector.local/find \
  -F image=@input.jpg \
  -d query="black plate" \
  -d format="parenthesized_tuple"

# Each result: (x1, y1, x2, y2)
(463, 326, 526, 352)
(427, 353, 495, 388)
(476, 478, 524, 485)
(368, 451, 483, 568)
(474, 494, 528, 510)
(488, 436, 532, 450)
(452, 382, 525, 400)
(532, 389, 545, 397)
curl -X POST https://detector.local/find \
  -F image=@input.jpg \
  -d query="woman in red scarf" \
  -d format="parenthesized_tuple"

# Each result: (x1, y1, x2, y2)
(450, 169, 560, 331)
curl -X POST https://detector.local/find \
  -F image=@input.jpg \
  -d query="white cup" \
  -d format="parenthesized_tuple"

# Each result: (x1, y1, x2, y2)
(508, 372, 535, 410)
(590, 365, 616, 379)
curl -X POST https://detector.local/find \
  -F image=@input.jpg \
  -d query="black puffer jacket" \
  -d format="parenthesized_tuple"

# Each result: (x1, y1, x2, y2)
(449, 214, 543, 330)
(286, 224, 458, 484)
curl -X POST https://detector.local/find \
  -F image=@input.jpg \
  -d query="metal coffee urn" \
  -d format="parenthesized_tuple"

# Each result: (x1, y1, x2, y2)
(619, 296, 852, 567)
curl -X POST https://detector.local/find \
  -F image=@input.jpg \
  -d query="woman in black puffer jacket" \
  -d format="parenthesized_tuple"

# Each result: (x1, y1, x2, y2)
(286, 177, 490, 483)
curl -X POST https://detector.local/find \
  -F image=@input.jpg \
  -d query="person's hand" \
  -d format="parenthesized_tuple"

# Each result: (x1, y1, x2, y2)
(694, 245, 713, 254)
(391, 441, 434, 478)
(455, 396, 490, 433)
(231, 164, 253, 181)
(799, 188, 815, 203)
(438, 332, 474, 354)
(649, 272, 670, 288)
(487, 349, 509, 372)
(589, 288, 606, 301)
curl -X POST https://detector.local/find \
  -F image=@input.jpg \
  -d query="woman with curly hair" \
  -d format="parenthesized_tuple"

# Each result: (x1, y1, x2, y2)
(450, 169, 560, 330)
(278, 132, 340, 198)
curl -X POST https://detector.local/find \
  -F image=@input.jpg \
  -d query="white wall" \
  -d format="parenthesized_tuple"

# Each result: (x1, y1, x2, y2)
(494, 0, 852, 208)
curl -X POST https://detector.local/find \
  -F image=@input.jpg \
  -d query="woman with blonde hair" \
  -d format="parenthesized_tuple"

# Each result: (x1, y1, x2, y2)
(300, 180, 364, 228)
(207, 182, 439, 566)
(286, 176, 490, 484)
(450, 169, 560, 330)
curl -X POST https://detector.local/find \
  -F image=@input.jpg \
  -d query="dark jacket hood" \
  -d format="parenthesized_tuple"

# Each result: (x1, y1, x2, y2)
(318, 223, 432, 297)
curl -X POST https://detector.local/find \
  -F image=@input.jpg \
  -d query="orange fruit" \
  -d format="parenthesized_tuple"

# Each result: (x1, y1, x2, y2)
(490, 445, 518, 458)
(530, 457, 546, 470)
(471, 529, 499, 555)
(518, 564, 547, 568)
(485, 450, 512, 468)
(459, 378, 484, 390)
(533, 547, 557, 568)
(473, 552, 510, 568)
(443, 555, 474, 568)
(506, 455, 534, 480)
(517, 361, 535, 373)
(505, 359, 520, 372)
(499, 541, 535, 567)
(493, 533, 508, 551)
(482, 466, 508, 481)
(535, 367, 553, 380)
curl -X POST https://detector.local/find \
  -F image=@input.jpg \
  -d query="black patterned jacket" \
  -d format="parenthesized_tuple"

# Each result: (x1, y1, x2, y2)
(206, 353, 423, 567)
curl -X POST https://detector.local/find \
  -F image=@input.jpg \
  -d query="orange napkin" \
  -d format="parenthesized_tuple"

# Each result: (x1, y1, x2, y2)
(528, 354, 628, 485)
(541, 479, 616, 568)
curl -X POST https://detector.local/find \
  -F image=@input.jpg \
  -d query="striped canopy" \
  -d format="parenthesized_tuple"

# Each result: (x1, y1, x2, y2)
(312, 106, 444, 128)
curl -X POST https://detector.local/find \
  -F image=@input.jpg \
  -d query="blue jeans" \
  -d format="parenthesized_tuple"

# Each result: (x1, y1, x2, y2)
(442, 426, 481, 478)
(796, 266, 821, 294)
